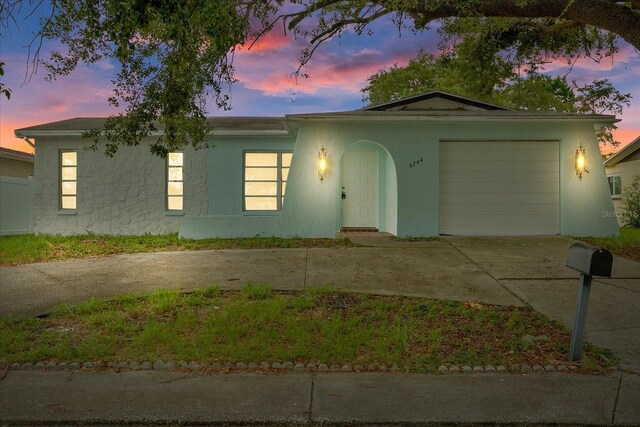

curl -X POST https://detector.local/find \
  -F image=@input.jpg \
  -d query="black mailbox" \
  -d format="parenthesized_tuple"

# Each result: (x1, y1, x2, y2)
(566, 242, 613, 278)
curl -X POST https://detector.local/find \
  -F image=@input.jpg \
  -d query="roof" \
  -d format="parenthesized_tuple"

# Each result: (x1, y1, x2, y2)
(14, 92, 619, 138)
(0, 147, 34, 163)
(286, 110, 617, 124)
(604, 135, 640, 167)
(362, 91, 511, 111)
(15, 117, 288, 137)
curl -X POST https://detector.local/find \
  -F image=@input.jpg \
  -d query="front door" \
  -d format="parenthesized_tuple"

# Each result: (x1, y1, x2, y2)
(341, 150, 378, 228)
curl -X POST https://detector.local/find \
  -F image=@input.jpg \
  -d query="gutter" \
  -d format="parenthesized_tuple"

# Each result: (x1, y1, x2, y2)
(15, 130, 291, 138)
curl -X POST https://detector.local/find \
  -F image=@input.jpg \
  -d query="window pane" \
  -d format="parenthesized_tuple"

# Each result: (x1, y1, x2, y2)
(62, 152, 77, 166)
(282, 182, 287, 196)
(168, 181, 183, 196)
(245, 197, 277, 211)
(61, 196, 76, 210)
(168, 196, 183, 210)
(169, 152, 183, 166)
(245, 167, 278, 181)
(246, 153, 277, 167)
(615, 176, 622, 195)
(62, 166, 77, 180)
(245, 181, 277, 196)
(282, 167, 289, 181)
(282, 152, 293, 167)
(168, 167, 183, 181)
(61, 181, 77, 196)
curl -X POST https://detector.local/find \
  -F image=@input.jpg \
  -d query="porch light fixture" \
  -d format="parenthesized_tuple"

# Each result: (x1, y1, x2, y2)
(318, 146, 328, 182)
(575, 143, 589, 180)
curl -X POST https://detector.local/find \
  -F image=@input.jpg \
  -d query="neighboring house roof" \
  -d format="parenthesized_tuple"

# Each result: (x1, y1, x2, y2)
(604, 135, 640, 167)
(361, 91, 511, 111)
(0, 147, 34, 163)
(15, 117, 288, 137)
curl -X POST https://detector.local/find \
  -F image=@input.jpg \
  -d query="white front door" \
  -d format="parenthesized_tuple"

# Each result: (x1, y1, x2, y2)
(341, 150, 378, 228)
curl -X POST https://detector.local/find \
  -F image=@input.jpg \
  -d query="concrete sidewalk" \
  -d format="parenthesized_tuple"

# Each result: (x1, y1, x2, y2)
(1, 370, 639, 425)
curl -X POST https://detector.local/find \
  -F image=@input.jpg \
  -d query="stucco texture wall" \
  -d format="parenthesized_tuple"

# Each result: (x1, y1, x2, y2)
(34, 138, 207, 235)
(181, 119, 618, 239)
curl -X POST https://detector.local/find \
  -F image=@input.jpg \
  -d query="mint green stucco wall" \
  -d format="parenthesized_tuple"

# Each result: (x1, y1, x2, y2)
(180, 120, 618, 239)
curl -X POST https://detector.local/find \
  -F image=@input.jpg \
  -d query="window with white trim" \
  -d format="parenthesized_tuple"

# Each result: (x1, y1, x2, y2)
(608, 175, 622, 198)
(167, 152, 184, 210)
(244, 151, 292, 211)
(60, 150, 77, 210)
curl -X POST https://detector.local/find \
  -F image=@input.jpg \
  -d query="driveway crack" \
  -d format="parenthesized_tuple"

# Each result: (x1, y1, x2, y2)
(27, 266, 63, 283)
(442, 238, 527, 306)
(611, 372, 623, 425)
(307, 374, 315, 423)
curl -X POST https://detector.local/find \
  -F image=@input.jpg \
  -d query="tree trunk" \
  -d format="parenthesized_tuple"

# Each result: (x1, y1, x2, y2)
(406, 0, 640, 50)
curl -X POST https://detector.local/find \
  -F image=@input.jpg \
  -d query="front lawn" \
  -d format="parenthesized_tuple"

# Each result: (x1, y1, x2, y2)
(0, 285, 615, 372)
(0, 234, 355, 266)
(579, 227, 640, 261)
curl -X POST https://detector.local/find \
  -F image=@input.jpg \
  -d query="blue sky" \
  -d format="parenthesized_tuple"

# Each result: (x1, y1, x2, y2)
(1, 5, 638, 154)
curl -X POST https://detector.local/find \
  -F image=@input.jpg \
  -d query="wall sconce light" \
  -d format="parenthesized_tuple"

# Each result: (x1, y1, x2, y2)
(318, 146, 327, 182)
(575, 143, 589, 181)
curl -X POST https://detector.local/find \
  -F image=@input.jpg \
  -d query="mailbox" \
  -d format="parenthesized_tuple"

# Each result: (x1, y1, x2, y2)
(566, 242, 613, 277)
(566, 242, 614, 361)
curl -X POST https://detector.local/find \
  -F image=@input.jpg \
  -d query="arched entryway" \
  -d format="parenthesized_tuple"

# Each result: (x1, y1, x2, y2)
(340, 141, 397, 235)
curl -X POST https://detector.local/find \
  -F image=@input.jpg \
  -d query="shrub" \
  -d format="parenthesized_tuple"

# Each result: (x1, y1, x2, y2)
(621, 176, 640, 228)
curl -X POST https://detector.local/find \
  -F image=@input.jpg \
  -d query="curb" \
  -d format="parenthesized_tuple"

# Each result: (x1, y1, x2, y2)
(2, 361, 608, 374)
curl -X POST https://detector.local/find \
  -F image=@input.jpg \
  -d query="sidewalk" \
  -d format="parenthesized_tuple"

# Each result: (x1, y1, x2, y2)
(1, 370, 639, 425)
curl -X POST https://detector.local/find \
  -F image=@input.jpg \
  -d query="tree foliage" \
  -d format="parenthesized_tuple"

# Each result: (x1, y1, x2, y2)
(1, 0, 638, 155)
(0, 62, 11, 100)
(621, 176, 640, 228)
(362, 17, 632, 146)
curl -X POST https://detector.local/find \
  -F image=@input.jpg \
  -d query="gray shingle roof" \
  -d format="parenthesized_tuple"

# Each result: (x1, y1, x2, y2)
(15, 117, 287, 134)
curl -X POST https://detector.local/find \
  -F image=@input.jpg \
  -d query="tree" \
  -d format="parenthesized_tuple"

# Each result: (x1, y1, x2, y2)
(621, 176, 640, 228)
(362, 17, 632, 146)
(0, 62, 11, 100)
(1, 0, 638, 155)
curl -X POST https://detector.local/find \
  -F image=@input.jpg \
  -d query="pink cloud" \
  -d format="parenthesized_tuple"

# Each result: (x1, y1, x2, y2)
(239, 30, 292, 53)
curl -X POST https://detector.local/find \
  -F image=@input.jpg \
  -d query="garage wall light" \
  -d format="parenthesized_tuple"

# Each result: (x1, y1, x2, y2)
(575, 143, 588, 181)
(318, 146, 327, 182)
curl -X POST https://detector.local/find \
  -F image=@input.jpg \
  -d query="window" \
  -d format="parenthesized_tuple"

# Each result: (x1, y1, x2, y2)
(608, 175, 622, 198)
(244, 151, 292, 211)
(167, 152, 184, 210)
(60, 151, 77, 210)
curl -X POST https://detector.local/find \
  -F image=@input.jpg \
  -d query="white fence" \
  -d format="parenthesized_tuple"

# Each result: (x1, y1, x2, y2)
(0, 176, 34, 235)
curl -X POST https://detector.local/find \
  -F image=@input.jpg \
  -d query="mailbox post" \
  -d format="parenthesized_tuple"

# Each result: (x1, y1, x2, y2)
(566, 242, 613, 361)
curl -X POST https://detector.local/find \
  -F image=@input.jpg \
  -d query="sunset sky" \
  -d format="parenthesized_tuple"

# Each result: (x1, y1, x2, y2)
(1, 6, 638, 155)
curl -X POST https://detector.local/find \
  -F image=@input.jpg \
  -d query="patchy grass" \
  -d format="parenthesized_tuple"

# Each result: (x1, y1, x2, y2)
(0, 234, 355, 266)
(0, 286, 615, 372)
(578, 228, 640, 261)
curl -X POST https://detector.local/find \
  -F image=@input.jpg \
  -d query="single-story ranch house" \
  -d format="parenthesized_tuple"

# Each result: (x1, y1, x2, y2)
(15, 91, 619, 239)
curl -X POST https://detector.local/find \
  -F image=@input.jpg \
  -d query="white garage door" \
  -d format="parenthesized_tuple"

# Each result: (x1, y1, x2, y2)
(440, 141, 559, 235)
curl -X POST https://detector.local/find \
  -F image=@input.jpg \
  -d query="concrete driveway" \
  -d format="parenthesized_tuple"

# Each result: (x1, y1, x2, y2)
(1, 235, 639, 370)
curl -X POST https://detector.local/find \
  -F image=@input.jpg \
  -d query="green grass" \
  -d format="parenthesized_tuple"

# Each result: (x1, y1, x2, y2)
(579, 227, 640, 261)
(0, 233, 355, 265)
(0, 286, 615, 372)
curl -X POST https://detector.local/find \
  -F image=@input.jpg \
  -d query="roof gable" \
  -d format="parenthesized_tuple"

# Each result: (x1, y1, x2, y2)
(361, 91, 510, 112)
(604, 135, 640, 167)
